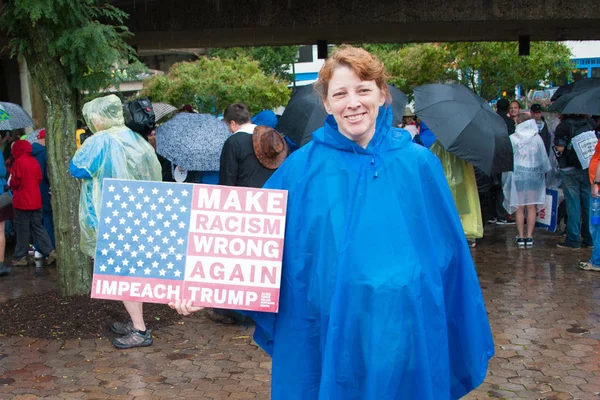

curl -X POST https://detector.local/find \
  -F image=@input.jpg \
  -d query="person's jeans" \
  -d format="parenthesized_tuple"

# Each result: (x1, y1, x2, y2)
(561, 169, 593, 247)
(590, 197, 600, 266)
(13, 209, 54, 259)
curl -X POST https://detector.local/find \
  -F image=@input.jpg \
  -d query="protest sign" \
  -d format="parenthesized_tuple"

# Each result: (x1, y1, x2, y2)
(91, 179, 287, 313)
(536, 188, 558, 232)
(571, 130, 598, 170)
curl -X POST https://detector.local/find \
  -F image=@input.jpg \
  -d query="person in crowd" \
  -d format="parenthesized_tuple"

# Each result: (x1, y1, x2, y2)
(209, 103, 289, 325)
(413, 119, 436, 149)
(554, 113, 596, 249)
(220, 103, 281, 188)
(400, 106, 416, 128)
(579, 138, 600, 271)
(430, 141, 483, 248)
(502, 114, 551, 248)
(0, 147, 12, 276)
(496, 99, 516, 135)
(529, 103, 551, 155)
(70, 95, 162, 349)
(10, 140, 56, 267)
(31, 129, 54, 247)
(509, 100, 521, 124)
(490, 99, 515, 225)
(171, 45, 493, 399)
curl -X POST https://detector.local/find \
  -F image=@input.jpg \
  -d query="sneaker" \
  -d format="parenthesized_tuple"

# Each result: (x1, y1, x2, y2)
(487, 218, 497, 224)
(582, 242, 595, 249)
(467, 239, 477, 248)
(497, 219, 516, 225)
(34, 251, 42, 259)
(525, 237, 534, 248)
(111, 321, 134, 335)
(12, 257, 28, 267)
(0, 263, 10, 277)
(27, 244, 34, 256)
(579, 262, 600, 271)
(557, 242, 581, 250)
(43, 250, 57, 266)
(515, 237, 525, 248)
(112, 329, 152, 349)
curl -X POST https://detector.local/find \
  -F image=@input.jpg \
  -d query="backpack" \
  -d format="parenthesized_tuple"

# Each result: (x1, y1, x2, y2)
(123, 98, 155, 136)
(560, 118, 596, 169)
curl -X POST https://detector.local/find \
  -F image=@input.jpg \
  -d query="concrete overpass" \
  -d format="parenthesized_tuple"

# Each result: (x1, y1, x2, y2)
(115, 0, 600, 53)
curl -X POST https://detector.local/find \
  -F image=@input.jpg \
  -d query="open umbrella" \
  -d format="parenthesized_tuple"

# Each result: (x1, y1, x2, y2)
(155, 113, 230, 172)
(25, 128, 44, 144)
(551, 78, 600, 102)
(151, 102, 178, 123)
(276, 84, 408, 147)
(414, 83, 513, 176)
(549, 86, 600, 116)
(0, 102, 34, 130)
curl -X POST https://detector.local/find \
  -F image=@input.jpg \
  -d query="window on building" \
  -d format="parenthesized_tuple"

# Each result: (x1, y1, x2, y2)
(297, 46, 313, 63)
(592, 68, 600, 79)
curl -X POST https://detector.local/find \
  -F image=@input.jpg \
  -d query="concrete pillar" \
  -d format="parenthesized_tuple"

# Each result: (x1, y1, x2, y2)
(18, 57, 33, 133)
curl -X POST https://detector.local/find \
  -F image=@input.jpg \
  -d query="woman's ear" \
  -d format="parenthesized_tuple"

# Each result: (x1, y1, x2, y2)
(323, 99, 332, 115)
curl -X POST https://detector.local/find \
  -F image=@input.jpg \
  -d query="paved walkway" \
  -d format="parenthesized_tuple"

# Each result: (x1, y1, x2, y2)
(1, 225, 600, 399)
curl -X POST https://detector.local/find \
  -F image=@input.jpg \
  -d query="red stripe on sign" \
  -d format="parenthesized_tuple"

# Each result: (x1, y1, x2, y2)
(91, 276, 184, 304)
(186, 232, 283, 261)
(183, 281, 279, 312)
(192, 185, 287, 216)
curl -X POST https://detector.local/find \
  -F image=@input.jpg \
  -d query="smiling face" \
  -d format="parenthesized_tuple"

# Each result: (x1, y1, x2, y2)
(509, 101, 520, 117)
(323, 66, 386, 148)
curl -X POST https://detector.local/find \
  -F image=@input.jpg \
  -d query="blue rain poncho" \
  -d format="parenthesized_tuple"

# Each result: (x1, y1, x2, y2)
(70, 95, 162, 257)
(245, 106, 494, 399)
(502, 119, 552, 214)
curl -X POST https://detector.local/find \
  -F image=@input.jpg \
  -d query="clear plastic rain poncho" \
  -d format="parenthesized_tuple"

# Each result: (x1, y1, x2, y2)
(502, 119, 552, 214)
(429, 141, 483, 239)
(70, 95, 162, 257)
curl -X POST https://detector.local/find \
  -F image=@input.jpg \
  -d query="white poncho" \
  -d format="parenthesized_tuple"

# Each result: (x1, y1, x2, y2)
(502, 119, 552, 214)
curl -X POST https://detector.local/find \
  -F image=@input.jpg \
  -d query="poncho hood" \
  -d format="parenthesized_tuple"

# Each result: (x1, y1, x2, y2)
(312, 105, 411, 154)
(82, 95, 125, 134)
(12, 140, 32, 160)
(512, 119, 538, 143)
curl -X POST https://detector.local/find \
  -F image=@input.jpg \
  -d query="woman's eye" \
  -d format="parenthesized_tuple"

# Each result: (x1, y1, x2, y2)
(332, 92, 345, 97)
(360, 89, 371, 94)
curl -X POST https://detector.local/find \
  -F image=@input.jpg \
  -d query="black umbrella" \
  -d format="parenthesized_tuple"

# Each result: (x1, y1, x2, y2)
(551, 78, 600, 102)
(549, 86, 600, 116)
(276, 84, 408, 146)
(414, 83, 513, 176)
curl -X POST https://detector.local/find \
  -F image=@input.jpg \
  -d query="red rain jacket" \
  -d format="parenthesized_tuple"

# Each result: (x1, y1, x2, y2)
(10, 140, 42, 210)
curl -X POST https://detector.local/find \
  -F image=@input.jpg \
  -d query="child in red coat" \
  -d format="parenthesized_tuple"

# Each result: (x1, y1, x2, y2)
(9, 140, 56, 266)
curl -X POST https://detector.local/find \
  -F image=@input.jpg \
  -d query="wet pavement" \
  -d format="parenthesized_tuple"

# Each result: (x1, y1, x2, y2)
(1, 224, 600, 399)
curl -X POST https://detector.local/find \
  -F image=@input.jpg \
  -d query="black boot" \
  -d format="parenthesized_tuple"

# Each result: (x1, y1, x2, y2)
(0, 262, 11, 277)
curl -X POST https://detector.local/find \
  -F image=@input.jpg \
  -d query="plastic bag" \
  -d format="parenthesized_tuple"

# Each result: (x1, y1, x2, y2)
(430, 141, 483, 239)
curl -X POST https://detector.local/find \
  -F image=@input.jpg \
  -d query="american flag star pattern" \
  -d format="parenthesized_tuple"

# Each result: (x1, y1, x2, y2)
(94, 179, 192, 281)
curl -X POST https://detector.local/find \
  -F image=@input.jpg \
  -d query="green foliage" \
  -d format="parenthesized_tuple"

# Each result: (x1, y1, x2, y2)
(384, 44, 458, 97)
(209, 46, 299, 81)
(446, 41, 573, 99)
(140, 56, 290, 114)
(0, 0, 136, 93)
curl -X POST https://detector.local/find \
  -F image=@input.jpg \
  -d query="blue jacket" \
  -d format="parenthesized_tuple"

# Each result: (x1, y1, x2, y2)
(414, 120, 437, 149)
(245, 106, 494, 399)
(31, 143, 51, 213)
(0, 150, 6, 195)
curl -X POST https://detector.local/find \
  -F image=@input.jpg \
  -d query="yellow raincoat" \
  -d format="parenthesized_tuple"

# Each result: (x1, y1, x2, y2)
(430, 141, 483, 239)
(69, 95, 162, 257)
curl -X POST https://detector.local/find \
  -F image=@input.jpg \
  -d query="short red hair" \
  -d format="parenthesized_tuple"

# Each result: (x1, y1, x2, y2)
(315, 45, 391, 103)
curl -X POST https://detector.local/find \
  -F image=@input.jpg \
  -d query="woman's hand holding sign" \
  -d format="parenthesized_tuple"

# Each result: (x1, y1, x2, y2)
(168, 299, 204, 316)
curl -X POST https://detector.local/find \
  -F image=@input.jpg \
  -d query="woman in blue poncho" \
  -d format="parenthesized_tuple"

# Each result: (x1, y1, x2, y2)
(172, 45, 494, 399)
